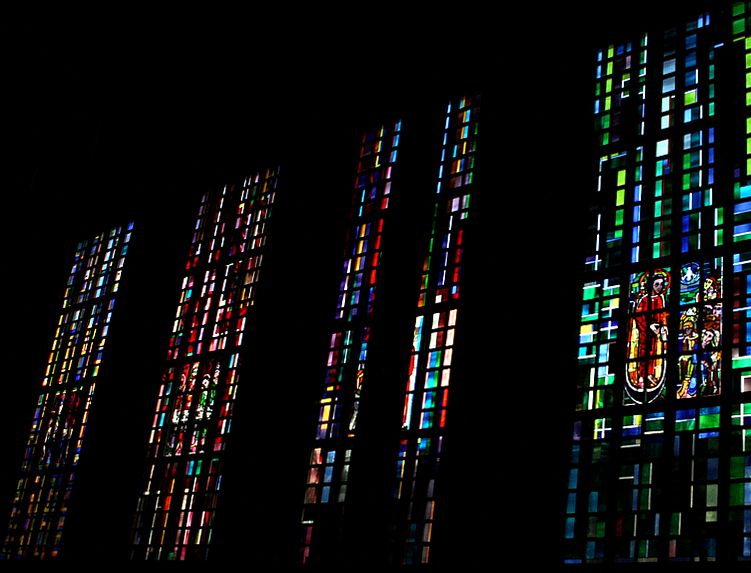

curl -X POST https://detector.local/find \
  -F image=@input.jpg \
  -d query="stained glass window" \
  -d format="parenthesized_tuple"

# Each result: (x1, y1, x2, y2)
(2, 223, 133, 559)
(393, 96, 479, 566)
(130, 170, 278, 560)
(565, 5, 751, 564)
(300, 122, 400, 565)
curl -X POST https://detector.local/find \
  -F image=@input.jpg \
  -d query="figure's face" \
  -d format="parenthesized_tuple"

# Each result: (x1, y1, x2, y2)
(652, 277, 664, 294)
(704, 278, 713, 291)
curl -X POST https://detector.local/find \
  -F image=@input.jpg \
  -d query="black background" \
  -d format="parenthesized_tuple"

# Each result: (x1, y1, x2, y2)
(0, 2, 727, 570)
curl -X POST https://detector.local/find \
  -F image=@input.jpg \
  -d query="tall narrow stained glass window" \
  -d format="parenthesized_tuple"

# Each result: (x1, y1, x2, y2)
(564, 5, 751, 564)
(130, 169, 278, 560)
(300, 122, 401, 565)
(2, 223, 134, 559)
(731, 2, 751, 559)
(393, 96, 479, 566)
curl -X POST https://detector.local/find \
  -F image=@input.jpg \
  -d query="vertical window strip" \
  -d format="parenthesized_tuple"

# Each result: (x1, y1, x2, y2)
(300, 121, 400, 566)
(131, 169, 278, 561)
(735, 1, 751, 242)
(395, 97, 479, 566)
(2, 223, 133, 560)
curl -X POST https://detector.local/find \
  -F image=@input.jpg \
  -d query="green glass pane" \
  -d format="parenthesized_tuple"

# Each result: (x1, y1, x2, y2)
(730, 482, 746, 506)
(730, 456, 747, 478)
(699, 414, 720, 429)
(616, 189, 625, 206)
(583, 285, 598, 300)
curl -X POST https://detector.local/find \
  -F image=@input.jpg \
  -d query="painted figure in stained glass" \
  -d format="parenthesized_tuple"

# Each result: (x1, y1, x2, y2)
(191, 365, 219, 453)
(678, 263, 701, 397)
(166, 364, 198, 456)
(677, 262, 722, 398)
(165, 363, 220, 456)
(678, 307, 700, 397)
(626, 269, 670, 403)
(700, 315, 721, 395)
(40, 391, 82, 468)
(700, 274, 722, 395)
(58, 390, 82, 465)
(175, 364, 199, 423)
(348, 368, 364, 432)
(195, 366, 218, 421)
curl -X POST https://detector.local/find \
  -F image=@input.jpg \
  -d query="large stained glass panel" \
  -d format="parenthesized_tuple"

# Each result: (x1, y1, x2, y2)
(130, 170, 277, 560)
(2, 223, 134, 559)
(566, 5, 751, 564)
